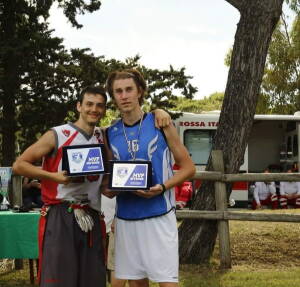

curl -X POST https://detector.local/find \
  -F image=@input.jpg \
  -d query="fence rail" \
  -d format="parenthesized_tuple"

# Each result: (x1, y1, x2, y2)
(180, 150, 300, 269)
(176, 210, 300, 223)
(193, 171, 300, 182)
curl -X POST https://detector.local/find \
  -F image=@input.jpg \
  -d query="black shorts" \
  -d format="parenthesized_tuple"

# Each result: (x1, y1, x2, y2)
(39, 203, 106, 287)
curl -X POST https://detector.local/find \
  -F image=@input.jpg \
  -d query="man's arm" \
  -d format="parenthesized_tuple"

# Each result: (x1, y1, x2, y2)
(136, 122, 195, 198)
(279, 182, 285, 196)
(13, 130, 69, 184)
(296, 182, 300, 197)
(269, 183, 276, 195)
(253, 183, 260, 205)
(162, 122, 196, 188)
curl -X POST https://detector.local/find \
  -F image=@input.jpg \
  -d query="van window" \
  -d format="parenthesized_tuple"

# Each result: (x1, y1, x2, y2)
(293, 135, 298, 156)
(184, 130, 215, 165)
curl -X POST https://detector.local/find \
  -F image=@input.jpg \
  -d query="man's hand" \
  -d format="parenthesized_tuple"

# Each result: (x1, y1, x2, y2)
(30, 180, 41, 189)
(134, 184, 164, 198)
(287, 194, 297, 199)
(52, 171, 70, 185)
(153, 109, 171, 128)
(256, 203, 262, 209)
(101, 186, 119, 198)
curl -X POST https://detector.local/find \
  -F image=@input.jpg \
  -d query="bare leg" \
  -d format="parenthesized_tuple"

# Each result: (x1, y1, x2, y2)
(128, 278, 149, 287)
(111, 271, 127, 287)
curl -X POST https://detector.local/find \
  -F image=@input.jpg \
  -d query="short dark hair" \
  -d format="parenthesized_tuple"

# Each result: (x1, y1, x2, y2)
(285, 165, 294, 172)
(78, 86, 107, 104)
(106, 69, 147, 105)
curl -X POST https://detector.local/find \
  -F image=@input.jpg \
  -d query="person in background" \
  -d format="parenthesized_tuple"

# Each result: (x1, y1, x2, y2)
(252, 168, 278, 210)
(173, 164, 193, 210)
(279, 165, 300, 209)
(22, 176, 43, 208)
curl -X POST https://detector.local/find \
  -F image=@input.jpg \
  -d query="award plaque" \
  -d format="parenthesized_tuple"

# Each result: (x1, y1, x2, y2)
(109, 160, 152, 191)
(62, 144, 106, 176)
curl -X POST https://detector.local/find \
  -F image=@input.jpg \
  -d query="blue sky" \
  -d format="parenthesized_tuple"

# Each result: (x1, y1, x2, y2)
(49, 0, 292, 99)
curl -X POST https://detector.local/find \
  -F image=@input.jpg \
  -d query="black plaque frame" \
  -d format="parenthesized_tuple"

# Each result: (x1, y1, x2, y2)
(108, 160, 152, 191)
(62, 144, 106, 176)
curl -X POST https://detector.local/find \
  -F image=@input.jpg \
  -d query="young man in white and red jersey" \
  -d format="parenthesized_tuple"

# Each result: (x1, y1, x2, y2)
(252, 168, 278, 210)
(105, 69, 196, 287)
(13, 86, 108, 287)
(279, 166, 300, 208)
(13, 85, 171, 287)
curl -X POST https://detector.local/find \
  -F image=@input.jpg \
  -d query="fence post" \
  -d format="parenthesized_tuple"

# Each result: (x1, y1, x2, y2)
(211, 150, 232, 269)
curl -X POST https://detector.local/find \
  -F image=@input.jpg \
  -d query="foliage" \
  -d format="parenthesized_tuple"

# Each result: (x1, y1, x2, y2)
(286, 0, 300, 13)
(224, 12, 300, 115)
(0, 0, 101, 165)
(171, 92, 224, 113)
(15, 50, 197, 152)
(262, 13, 300, 114)
(0, 1, 197, 163)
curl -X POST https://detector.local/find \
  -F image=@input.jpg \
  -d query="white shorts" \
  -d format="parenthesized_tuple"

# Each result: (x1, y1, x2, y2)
(115, 210, 178, 283)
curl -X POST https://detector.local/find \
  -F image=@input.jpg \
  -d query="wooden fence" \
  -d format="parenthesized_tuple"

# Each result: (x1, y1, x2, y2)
(9, 150, 300, 270)
(176, 150, 300, 269)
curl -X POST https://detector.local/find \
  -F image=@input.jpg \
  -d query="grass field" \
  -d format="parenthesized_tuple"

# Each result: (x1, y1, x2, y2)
(1, 209, 300, 287)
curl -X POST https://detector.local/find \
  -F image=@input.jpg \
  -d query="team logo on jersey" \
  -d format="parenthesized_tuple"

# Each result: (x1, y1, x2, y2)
(117, 167, 128, 178)
(62, 129, 70, 137)
(72, 152, 83, 163)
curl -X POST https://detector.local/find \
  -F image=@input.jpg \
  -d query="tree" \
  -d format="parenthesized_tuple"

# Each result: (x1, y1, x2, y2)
(0, 1, 197, 164)
(225, 10, 300, 115)
(262, 13, 300, 114)
(179, 0, 284, 264)
(0, 0, 101, 166)
(16, 51, 197, 151)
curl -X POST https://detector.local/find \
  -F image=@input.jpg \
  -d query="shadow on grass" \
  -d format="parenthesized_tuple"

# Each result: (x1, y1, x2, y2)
(179, 263, 229, 287)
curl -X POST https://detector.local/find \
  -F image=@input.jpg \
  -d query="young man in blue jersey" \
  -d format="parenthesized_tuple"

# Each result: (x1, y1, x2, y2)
(105, 69, 196, 287)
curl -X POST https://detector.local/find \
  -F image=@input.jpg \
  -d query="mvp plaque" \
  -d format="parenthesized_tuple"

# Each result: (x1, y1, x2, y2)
(109, 160, 152, 191)
(62, 144, 106, 176)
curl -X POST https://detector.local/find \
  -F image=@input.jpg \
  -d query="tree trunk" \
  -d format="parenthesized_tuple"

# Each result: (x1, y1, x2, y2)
(179, 0, 284, 264)
(1, 0, 18, 166)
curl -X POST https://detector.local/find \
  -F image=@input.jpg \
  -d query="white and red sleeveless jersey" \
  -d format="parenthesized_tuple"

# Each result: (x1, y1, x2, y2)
(41, 123, 104, 211)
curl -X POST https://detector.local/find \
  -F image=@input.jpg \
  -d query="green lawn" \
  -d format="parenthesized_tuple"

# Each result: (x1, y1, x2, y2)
(1, 265, 300, 287)
(1, 209, 300, 287)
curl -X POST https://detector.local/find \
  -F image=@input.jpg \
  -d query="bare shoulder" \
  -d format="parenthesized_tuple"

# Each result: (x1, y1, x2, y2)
(18, 130, 56, 162)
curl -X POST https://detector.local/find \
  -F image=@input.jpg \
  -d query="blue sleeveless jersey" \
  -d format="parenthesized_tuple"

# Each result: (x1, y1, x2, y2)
(107, 113, 175, 220)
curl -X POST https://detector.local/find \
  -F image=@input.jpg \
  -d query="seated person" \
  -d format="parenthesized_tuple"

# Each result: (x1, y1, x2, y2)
(279, 166, 300, 209)
(22, 177, 43, 208)
(252, 168, 278, 210)
(173, 163, 193, 209)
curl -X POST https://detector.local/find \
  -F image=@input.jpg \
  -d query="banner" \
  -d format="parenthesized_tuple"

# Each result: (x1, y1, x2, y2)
(0, 167, 12, 210)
